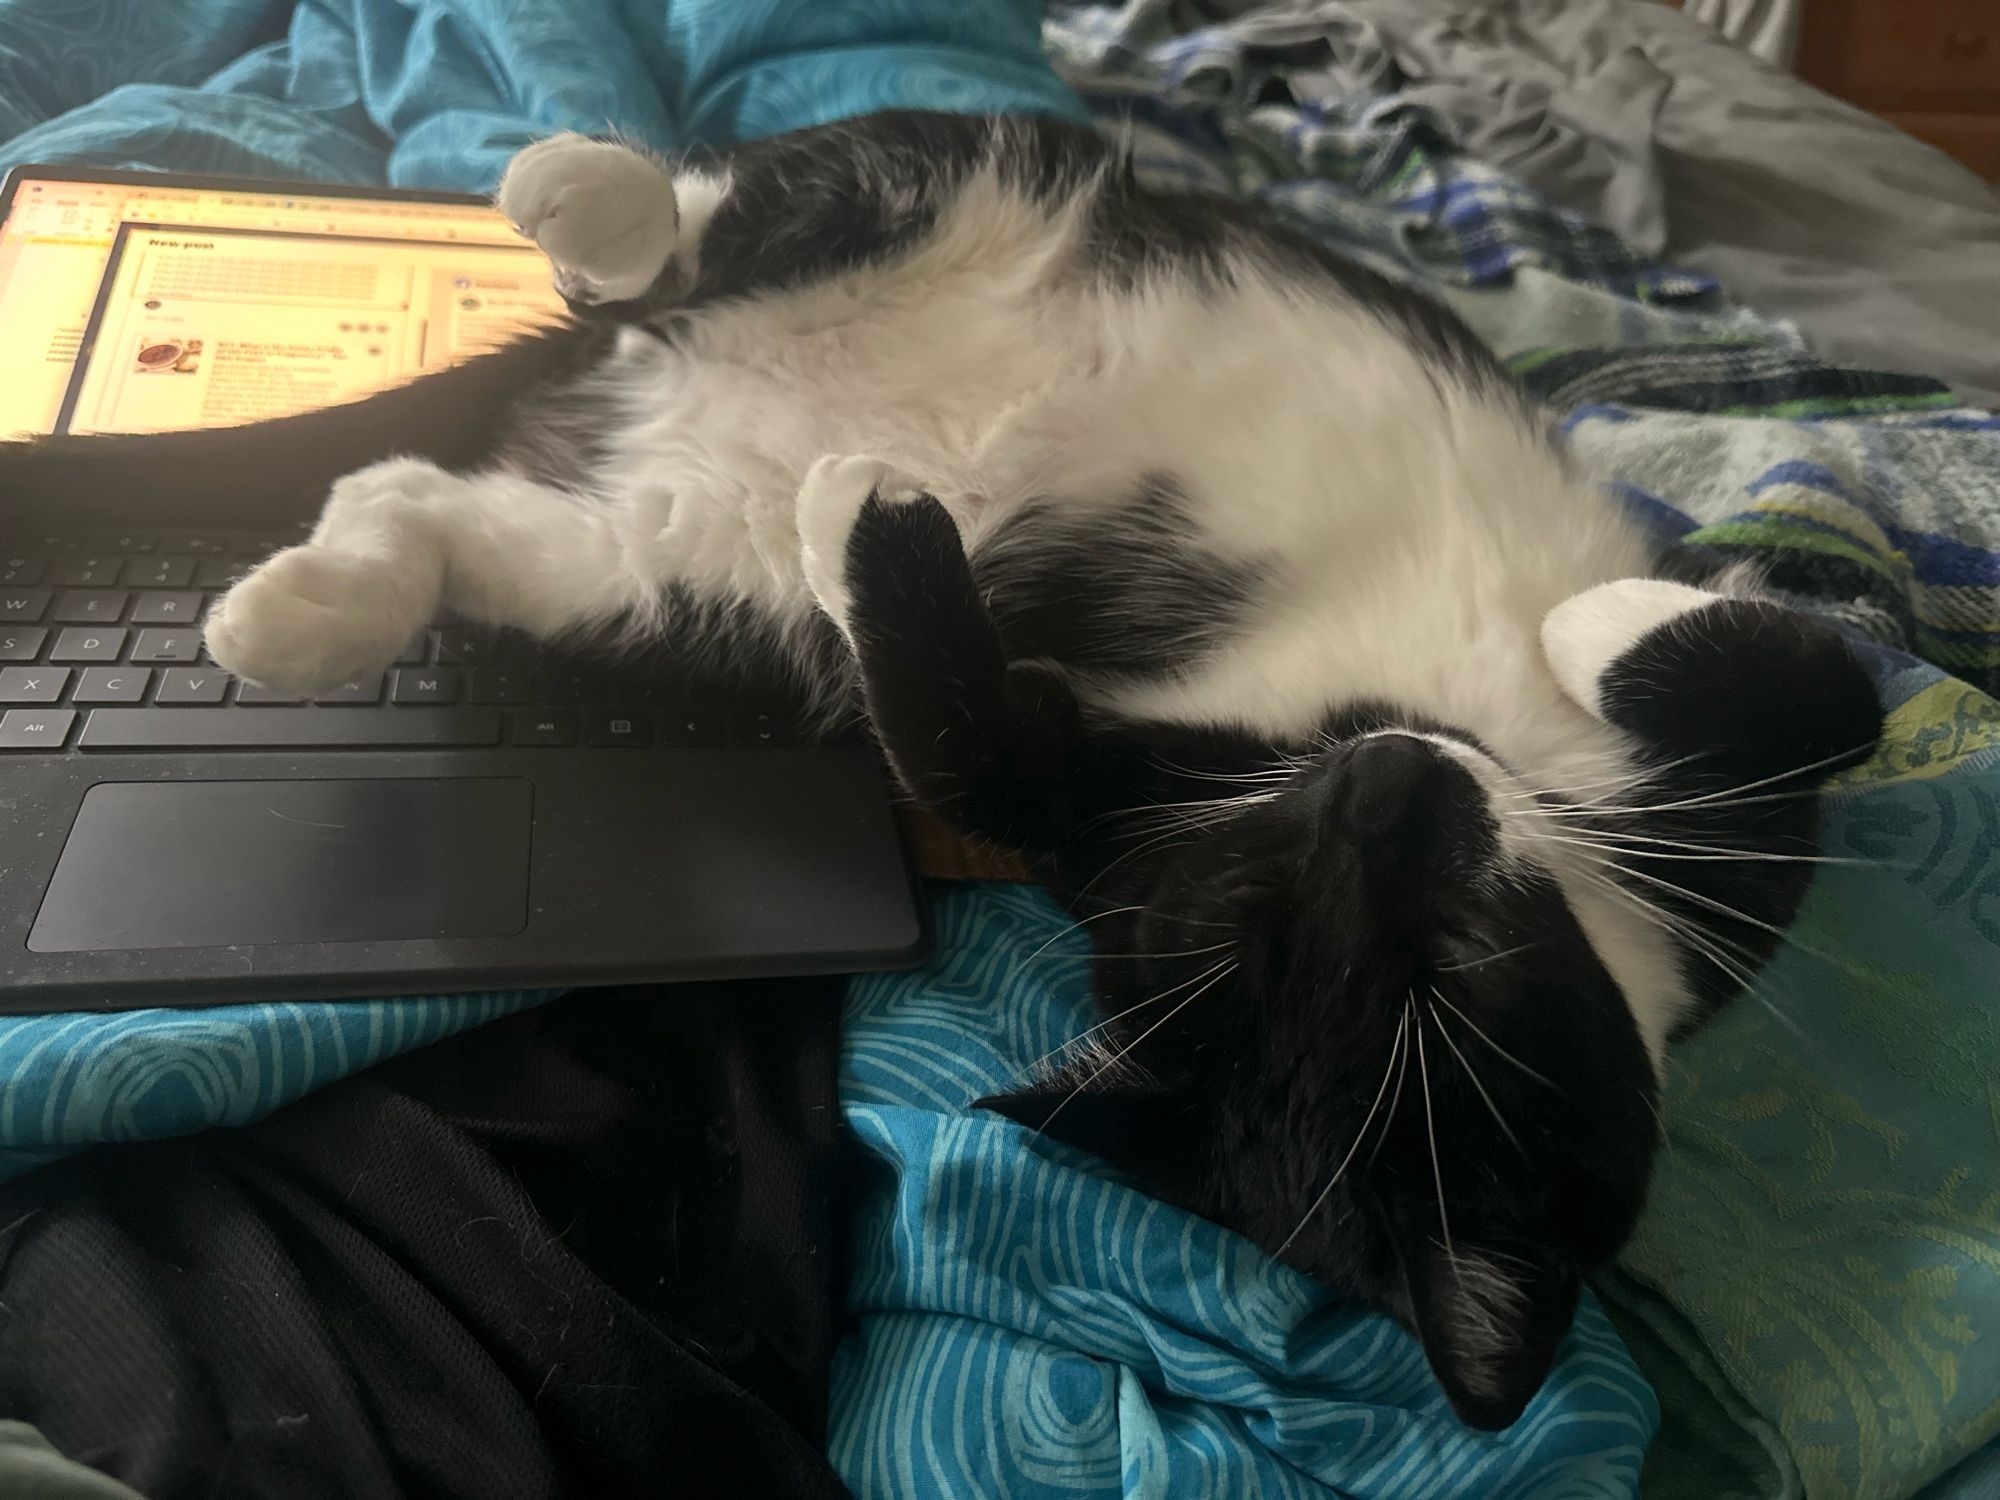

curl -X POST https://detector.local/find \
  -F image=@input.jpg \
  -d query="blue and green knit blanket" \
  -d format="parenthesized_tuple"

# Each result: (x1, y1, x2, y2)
(3, 2, 1997, 1498)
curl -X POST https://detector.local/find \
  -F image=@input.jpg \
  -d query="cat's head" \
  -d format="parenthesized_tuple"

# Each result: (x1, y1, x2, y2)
(981, 598, 1882, 1429)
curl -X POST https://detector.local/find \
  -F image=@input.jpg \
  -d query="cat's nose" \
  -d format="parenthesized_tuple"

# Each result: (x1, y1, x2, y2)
(1330, 733, 1465, 841)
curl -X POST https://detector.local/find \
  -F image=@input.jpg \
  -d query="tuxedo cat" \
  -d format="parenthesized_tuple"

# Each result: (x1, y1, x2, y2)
(17, 114, 1883, 1427)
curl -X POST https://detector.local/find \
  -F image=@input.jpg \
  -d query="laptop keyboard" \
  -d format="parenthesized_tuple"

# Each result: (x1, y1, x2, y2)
(0, 531, 794, 753)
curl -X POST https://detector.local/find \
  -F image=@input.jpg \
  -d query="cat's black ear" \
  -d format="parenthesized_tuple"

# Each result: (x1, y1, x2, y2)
(1401, 1241, 1580, 1431)
(975, 1064, 1202, 1188)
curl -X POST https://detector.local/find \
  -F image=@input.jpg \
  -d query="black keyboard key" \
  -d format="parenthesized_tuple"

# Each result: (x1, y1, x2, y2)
(598, 676, 660, 704)
(155, 668, 229, 706)
(130, 629, 202, 664)
(167, 534, 232, 556)
(535, 668, 606, 704)
(731, 708, 794, 747)
(50, 627, 126, 664)
(0, 708, 75, 750)
(72, 667, 151, 705)
(0, 628, 47, 662)
(585, 710, 654, 747)
(468, 667, 531, 705)
(50, 556, 121, 587)
(93, 531, 154, 554)
(395, 636, 430, 666)
(0, 667, 69, 703)
(392, 667, 460, 704)
(79, 707, 502, 750)
(193, 557, 250, 589)
(128, 556, 196, 588)
(30, 534, 82, 554)
(236, 683, 305, 705)
(237, 534, 295, 556)
(130, 591, 202, 624)
(52, 590, 127, 624)
(317, 675, 383, 705)
(0, 590, 50, 622)
(510, 709, 576, 746)
(0, 556, 46, 586)
(657, 708, 726, 747)
(436, 629, 495, 665)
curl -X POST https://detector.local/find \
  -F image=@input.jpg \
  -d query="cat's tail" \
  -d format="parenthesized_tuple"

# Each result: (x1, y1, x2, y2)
(0, 320, 606, 538)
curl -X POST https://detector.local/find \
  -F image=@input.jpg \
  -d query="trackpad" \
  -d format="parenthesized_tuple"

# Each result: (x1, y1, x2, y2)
(30, 779, 533, 953)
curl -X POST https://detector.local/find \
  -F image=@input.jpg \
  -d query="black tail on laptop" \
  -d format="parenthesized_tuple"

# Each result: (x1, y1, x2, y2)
(1, 321, 600, 535)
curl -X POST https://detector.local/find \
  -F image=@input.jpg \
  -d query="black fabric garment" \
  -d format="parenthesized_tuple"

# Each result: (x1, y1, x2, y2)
(0, 981, 851, 1500)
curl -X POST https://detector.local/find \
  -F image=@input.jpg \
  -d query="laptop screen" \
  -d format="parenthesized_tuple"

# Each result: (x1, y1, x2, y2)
(0, 175, 566, 441)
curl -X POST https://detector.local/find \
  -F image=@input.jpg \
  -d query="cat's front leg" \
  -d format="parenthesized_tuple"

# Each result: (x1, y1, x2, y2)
(204, 459, 454, 694)
(207, 459, 632, 695)
(497, 134, 687, 306)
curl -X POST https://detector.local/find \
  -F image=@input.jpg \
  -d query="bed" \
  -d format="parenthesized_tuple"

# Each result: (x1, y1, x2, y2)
(1, 2, 1996, 1497)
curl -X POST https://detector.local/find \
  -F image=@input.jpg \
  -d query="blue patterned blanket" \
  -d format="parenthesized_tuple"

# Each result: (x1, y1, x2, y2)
(5, 3, 2000, 1498)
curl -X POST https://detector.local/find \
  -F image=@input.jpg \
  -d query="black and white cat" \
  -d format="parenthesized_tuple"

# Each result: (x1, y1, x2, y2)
(22, 114, 1884, 1427)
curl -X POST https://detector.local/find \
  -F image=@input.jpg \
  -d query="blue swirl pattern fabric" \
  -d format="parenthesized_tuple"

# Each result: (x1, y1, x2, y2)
(834, 883, 1659, 1498)
(0, 989, 555, 1182)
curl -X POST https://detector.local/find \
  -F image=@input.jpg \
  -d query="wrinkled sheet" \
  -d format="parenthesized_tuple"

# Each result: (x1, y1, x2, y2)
(1203, 0, 2000, 408)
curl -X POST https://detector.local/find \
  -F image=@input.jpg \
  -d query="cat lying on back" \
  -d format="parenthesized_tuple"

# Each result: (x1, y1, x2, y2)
(55, 115, 1893, 1427)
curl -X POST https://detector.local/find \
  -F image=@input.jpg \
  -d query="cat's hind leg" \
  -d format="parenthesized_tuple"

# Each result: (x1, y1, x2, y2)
(206, 457, 633, 695)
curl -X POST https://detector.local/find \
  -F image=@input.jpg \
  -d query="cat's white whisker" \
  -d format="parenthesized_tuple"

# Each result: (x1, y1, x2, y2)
(1519, 742, 1873, 825)
(1089, 940, 1238, 961)
(1037, 959, 1238, 1133)
(1426, 994, 1525, 1156)
(1427, 988, 1562, 1093)
(1515, 826, 1861, 867)
(1414, 1011, 1455, 1263)
(1023, 952, 1237, 1076)
(1017, 904, 1146, 968)
(1274, 1007, 1409, 1261)
(1434, 940, 1541, 974)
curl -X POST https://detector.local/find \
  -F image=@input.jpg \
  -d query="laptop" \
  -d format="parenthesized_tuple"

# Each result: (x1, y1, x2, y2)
(0, 165, 924, 1013)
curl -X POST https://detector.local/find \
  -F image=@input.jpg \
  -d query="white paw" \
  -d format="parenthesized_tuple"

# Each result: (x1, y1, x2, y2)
(1543, 579, 1721, 720)
(205, 547, 432, 696)
(795, 456, 929, 642)
(497, 133, 679, 303)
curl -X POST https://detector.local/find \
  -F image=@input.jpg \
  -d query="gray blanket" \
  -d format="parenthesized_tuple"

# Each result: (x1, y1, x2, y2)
(1212, 0, 2000, 407)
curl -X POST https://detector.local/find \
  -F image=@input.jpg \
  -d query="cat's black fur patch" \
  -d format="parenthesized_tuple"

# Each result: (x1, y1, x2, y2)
(676, 114, 1098, 309)
(974, 477, 1267, 676)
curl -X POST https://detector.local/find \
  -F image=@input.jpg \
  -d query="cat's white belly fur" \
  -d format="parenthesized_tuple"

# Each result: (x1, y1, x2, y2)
(576, 224, 1684, 1054)
(589, 216, 1652, 792)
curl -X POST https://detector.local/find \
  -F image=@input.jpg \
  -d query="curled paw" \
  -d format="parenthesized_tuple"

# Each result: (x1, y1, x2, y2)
(204, 547, 430, 696)
(497, 133, 679, 303)
(795, 456, 933, 639)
